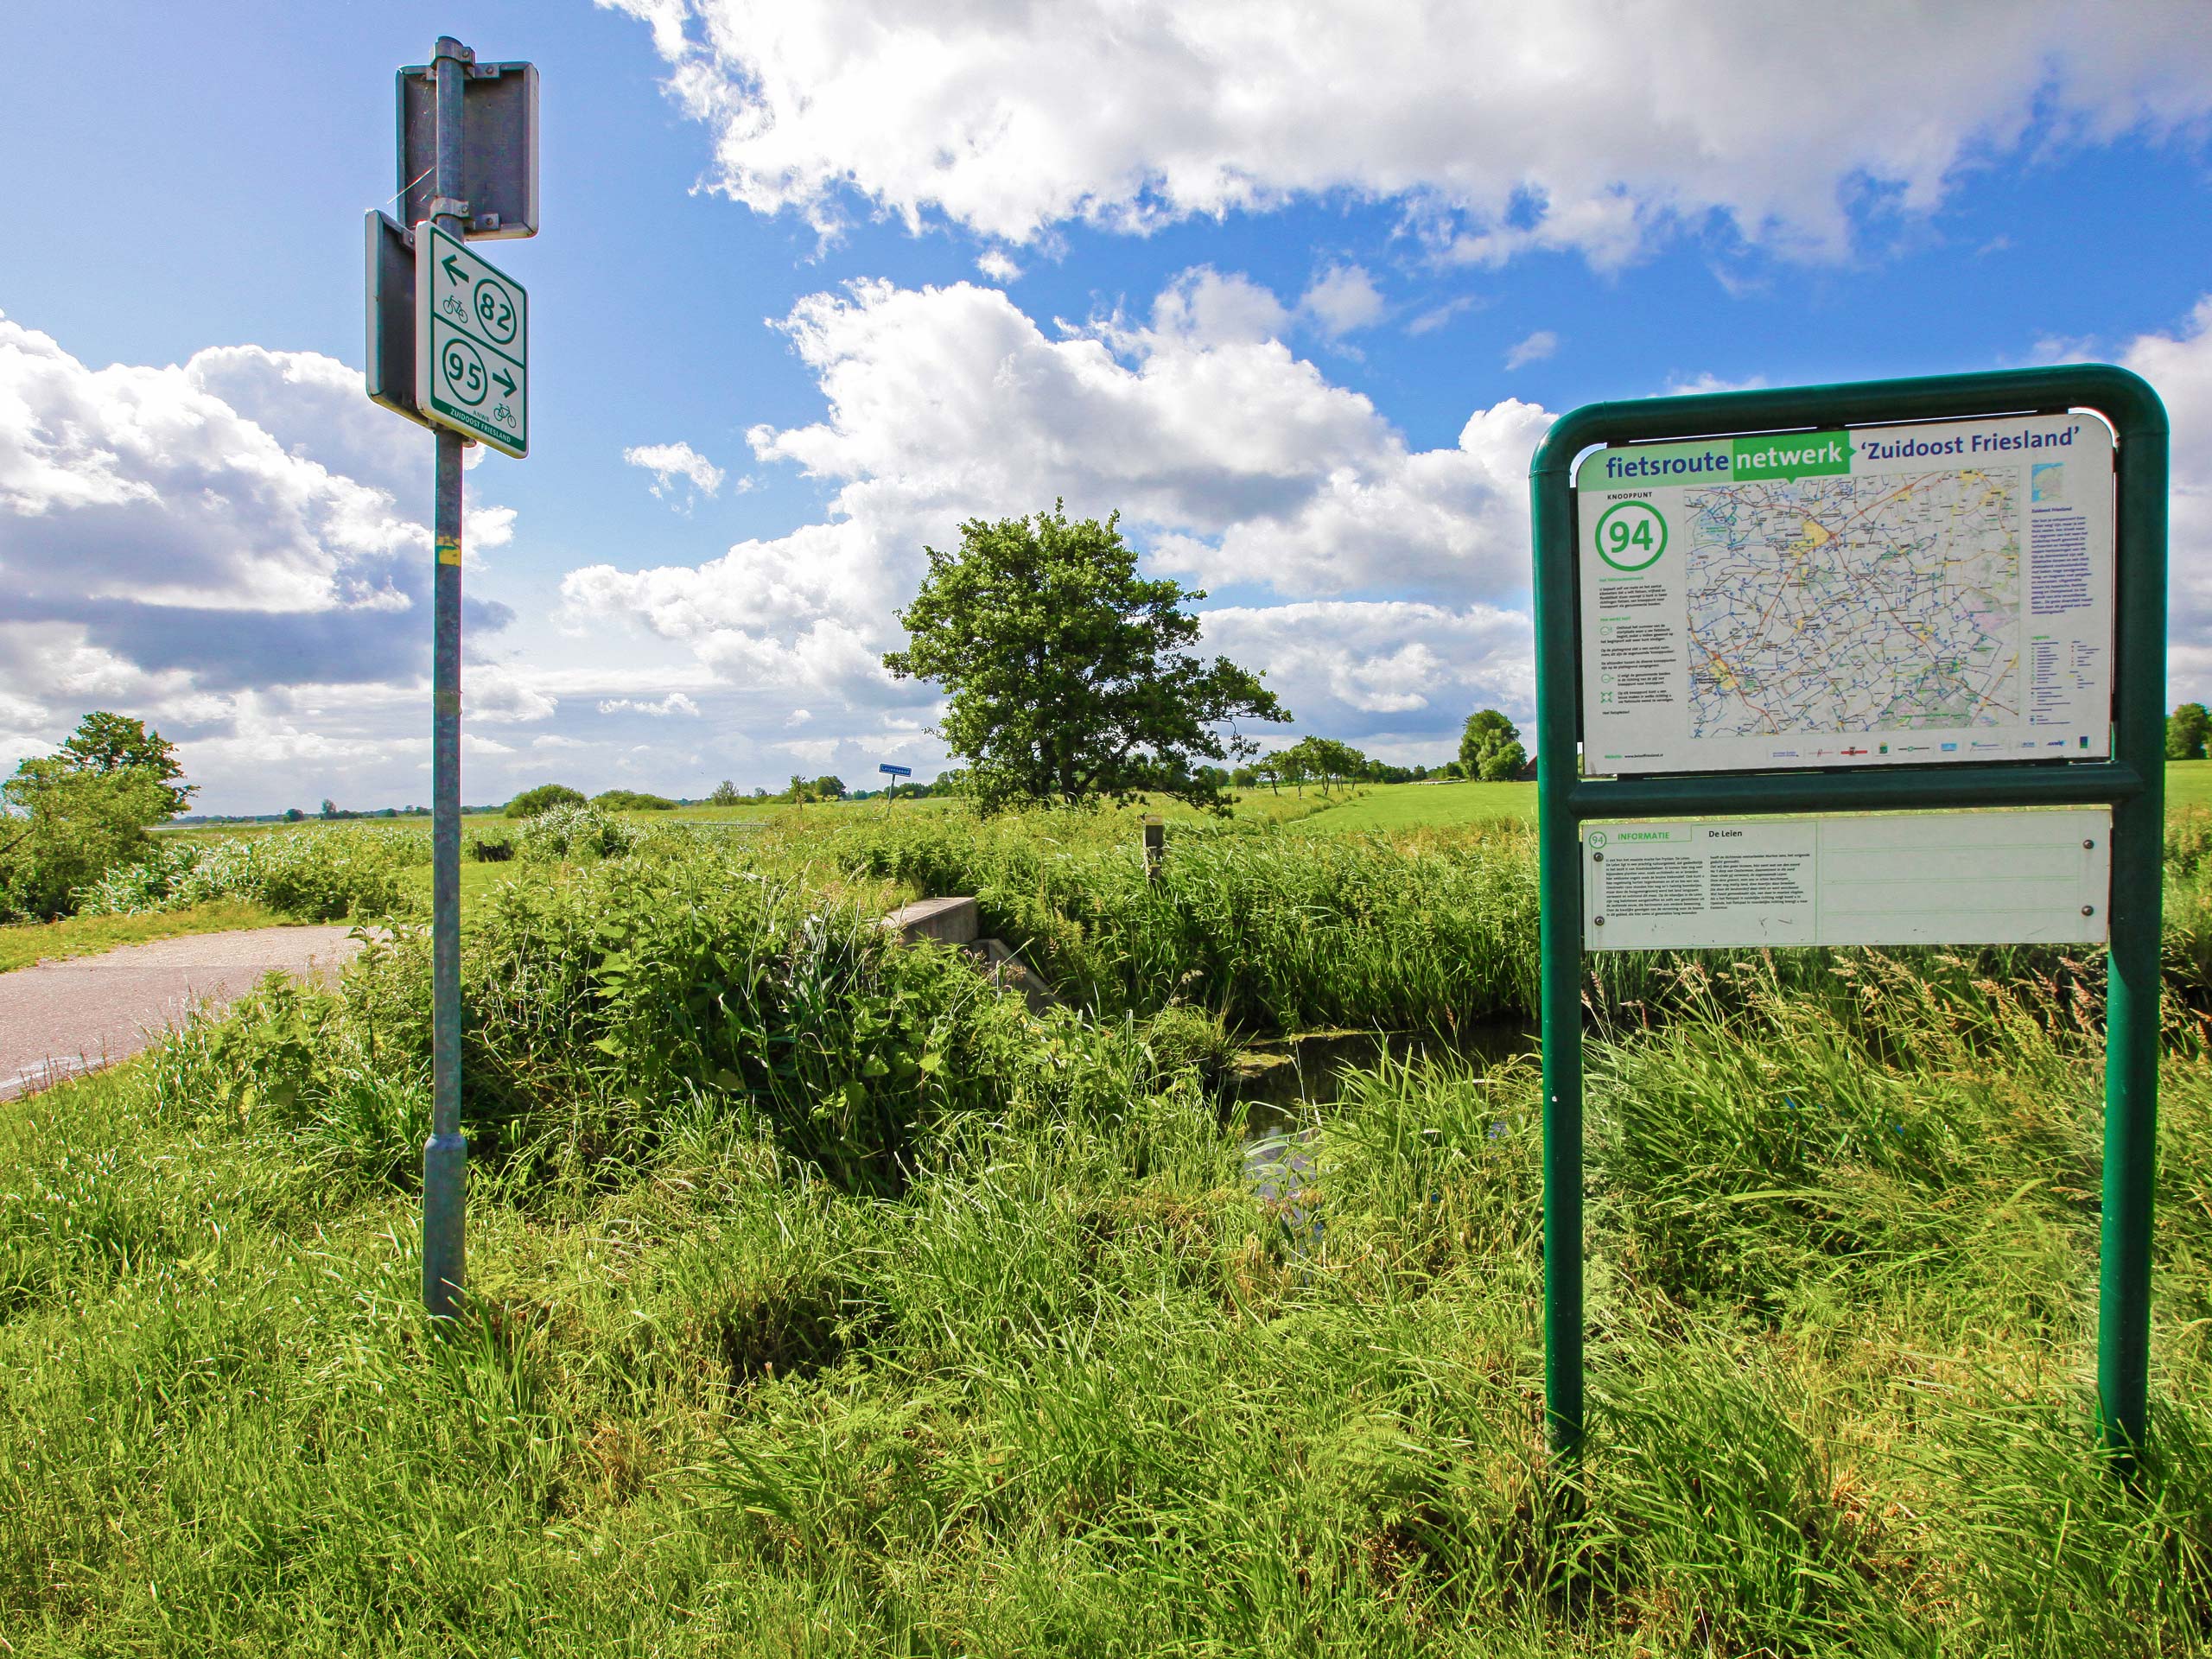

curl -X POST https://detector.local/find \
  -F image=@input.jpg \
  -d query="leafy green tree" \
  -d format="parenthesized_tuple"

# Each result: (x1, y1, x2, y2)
(505, 784, 588, 819)
(810, 775, 848, 800)
(57, 711, 194, 818)
(1280, 735, 1365, 795)
(884, 504, 1289, 811)
(707, 779, 743, 806)
(1460, 709, 1528, 782)
(2169, 702, 2211, 760)
(0, 758, 172, 919)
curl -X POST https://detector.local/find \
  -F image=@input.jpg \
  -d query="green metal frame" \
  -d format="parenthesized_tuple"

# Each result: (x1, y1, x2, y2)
(1529, 365, 2169, 1458)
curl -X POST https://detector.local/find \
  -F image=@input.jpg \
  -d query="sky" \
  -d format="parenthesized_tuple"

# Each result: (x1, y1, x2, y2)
(3, 0, 2211, 814)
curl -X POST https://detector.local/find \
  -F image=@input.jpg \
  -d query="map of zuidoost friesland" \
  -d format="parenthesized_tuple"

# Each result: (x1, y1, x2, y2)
(1576, 413, 2113, 777)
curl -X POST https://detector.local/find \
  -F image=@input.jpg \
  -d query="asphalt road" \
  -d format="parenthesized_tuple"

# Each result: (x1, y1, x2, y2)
(0, 926, 366, 1100)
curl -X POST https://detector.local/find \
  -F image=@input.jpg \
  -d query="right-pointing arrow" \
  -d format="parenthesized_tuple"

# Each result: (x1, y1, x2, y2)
(492, 368, 516, 397)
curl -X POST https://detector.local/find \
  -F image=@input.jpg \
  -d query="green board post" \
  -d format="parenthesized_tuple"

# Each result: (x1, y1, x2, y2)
(1528, 365, 2167, 1459)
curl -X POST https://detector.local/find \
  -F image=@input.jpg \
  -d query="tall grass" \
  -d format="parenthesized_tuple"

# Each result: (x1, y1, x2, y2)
(10, 820, 2212, 1650)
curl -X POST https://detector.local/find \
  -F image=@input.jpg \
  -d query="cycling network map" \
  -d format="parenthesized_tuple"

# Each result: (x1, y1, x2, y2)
(1575, 411, 2113, 776)
(1683, 468, 2019, 738)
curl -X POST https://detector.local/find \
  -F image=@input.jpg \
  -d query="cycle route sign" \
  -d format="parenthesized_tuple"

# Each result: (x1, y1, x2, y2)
(415, 222, 528, 457)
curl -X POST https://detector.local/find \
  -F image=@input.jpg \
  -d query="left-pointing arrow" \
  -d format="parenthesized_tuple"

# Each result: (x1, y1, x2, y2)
(442, 254, 470, 284)
(492, 368, 517, 397)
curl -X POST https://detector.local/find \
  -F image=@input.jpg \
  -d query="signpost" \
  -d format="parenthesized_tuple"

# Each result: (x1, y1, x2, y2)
(1529, 365, 2167, 1460)
(416, 225, 527, 457)
(880, 761, 912, 809)
(364, 36, 537, 1318)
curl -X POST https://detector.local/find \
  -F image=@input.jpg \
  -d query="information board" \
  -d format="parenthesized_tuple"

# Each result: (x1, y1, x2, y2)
(1578, 413, 2113, 776)
(1583, 808, 2109, 950)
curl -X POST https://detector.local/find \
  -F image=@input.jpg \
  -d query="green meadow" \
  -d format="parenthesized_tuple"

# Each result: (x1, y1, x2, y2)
(7, 779, 2212, 1652)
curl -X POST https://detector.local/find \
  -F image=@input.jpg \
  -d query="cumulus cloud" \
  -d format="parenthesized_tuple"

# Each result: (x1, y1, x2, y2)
(976, 250, 1023, 284)
(562, 272, 1554, 756)
(600, 0, 2212, 264)
(1300, 264, 1385, 338)
(1503, 329, 1557, 370)
(2121, 297, 2212, 701)
(0, 315, 520, 803)
(597, 691, 703, 716)
(624, 440, 726, 500)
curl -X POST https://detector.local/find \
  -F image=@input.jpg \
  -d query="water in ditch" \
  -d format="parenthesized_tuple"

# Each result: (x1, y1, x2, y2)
(1230, 1021, 1535, 1245)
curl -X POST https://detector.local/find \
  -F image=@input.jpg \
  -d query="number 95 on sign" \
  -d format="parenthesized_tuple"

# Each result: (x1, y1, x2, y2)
(415, 224, 527, 459)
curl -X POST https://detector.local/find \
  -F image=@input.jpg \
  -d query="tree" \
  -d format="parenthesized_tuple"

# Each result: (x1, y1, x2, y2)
(810, 775, 848, 800)
(884, 504, 1289, 811)
(1280, 735, 1365, 795)
(0, 757, 171, 919)
(1460, 709, 1528, 782)
(320, 798, 339, 819)
(56, 711, 194, 818)
(708, 779, 743, 806)
(505, 784, 587, 819)
(283, 806, 306, 822)
(2170, 702, 2211, 761)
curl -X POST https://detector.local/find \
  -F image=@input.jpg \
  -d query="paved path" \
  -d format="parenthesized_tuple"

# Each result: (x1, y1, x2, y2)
(0, 926, 366, 1100)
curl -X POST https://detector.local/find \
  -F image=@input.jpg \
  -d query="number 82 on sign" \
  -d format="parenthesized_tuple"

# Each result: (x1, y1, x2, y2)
(415, 223, 527, 458)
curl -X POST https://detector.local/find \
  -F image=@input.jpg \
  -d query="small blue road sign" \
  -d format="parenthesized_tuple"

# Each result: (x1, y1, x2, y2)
(879, 763, 913, 778)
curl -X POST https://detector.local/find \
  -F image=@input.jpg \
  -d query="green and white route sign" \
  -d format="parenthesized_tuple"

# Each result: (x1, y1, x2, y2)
(415, 223, 528, 457)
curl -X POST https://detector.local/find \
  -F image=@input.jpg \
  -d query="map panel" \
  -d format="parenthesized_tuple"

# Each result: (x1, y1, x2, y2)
(1685, 468, 2020, 740)
(1575, 413, 2113, 777)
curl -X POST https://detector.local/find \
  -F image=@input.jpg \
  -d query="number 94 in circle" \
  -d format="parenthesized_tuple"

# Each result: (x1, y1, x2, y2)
(1593, 500, 1668, 571)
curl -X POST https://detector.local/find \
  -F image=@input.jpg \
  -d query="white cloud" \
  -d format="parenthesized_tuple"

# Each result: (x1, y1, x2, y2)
(976, 249, 1023, 284)
(1407, 296, 1478, 337)
(601, 0, 2212, 265)
(596, 691, 703, 717)
(1661, 371, 1770, 396)
(1300, 265, 1385, 338)
(561, 273, 1554, 763)
(1200, 601, 1533, 728)
(2121, 297, 2212, 702)
(624, 440, 726, 500)
(0, 314, 524, 807)
(1503, 329, 1557, 370)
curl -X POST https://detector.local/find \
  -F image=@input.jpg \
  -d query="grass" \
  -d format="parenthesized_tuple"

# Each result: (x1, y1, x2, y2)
(9, 770, 2212, 1649)
(0, 899, 286, 975)
(1286, 778, 1535, 830)
(6, 923, 2212, 1653)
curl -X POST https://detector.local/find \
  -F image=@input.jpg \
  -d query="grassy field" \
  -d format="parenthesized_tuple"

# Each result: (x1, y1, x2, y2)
(6, 795, 2212, 1653)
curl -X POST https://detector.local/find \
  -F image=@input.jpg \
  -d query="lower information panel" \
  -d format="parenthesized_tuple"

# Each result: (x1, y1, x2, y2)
(1583, 808, 2112, 950)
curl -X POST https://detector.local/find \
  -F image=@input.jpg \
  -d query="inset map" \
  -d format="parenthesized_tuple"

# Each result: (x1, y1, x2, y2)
(1685, 469, 2020, 738)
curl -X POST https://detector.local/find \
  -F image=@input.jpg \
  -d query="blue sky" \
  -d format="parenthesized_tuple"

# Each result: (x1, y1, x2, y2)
(3, 0, 2210, 812)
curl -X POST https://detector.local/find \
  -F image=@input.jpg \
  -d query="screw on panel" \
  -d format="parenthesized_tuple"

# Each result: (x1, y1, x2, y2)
(2085, 839, 2096, 849)
(2083, 905, 2096, 916)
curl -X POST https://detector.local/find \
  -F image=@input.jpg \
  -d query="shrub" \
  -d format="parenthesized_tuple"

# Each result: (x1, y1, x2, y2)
(505, 784, 587, 819)
(0, 762, 173, 921)
(516, 801, 643, 863)
(593, 789, 679, 811)
(72, 826, 424, 922)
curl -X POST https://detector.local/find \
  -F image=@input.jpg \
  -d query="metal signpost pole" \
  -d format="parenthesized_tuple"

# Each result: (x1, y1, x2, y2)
(1530, 365, 2166, 1466)
(421, 35, 472, 1318)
